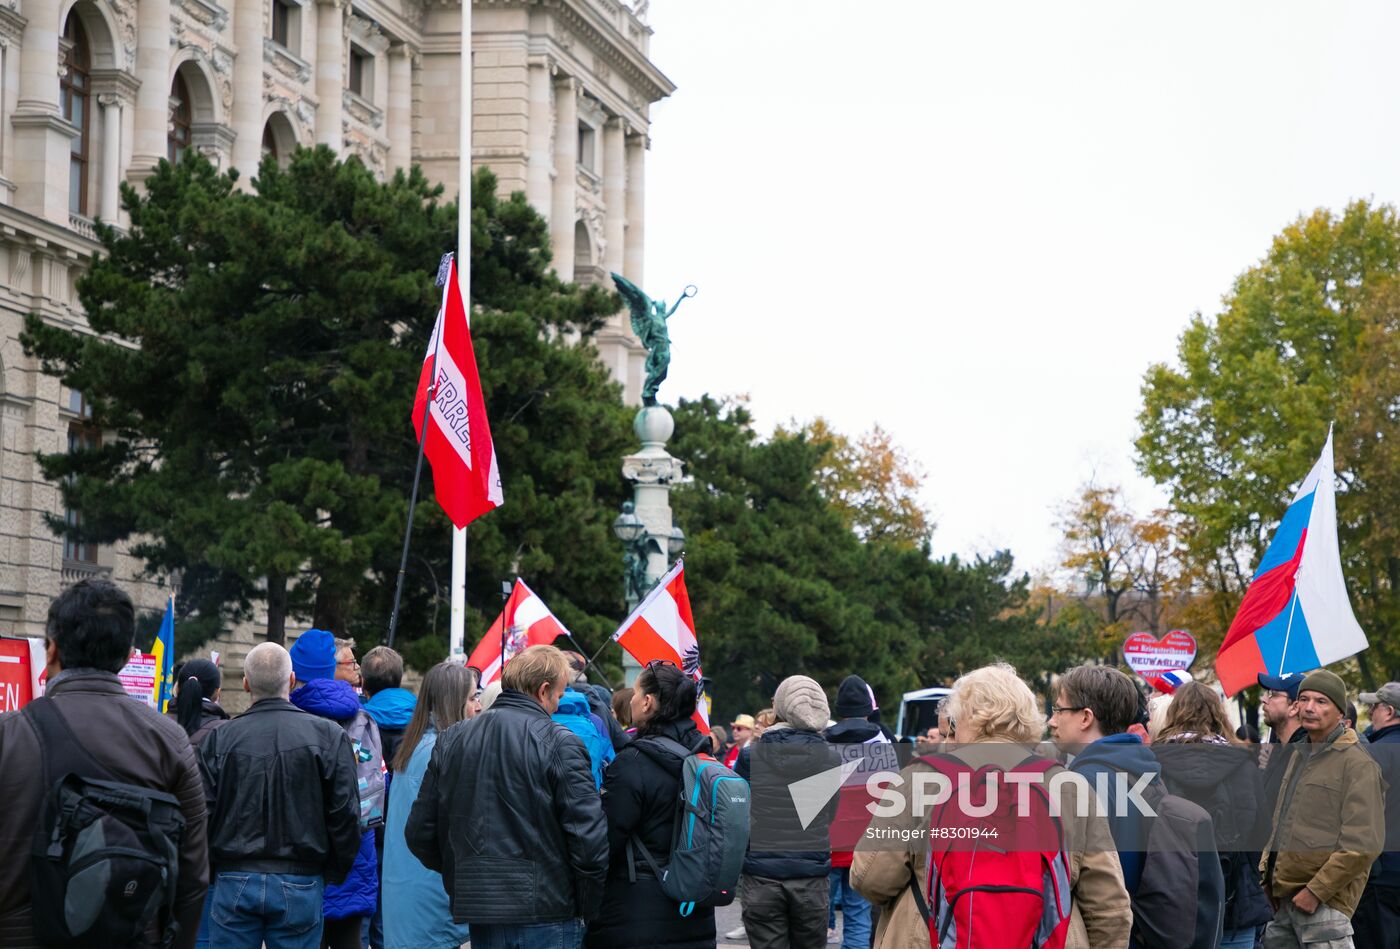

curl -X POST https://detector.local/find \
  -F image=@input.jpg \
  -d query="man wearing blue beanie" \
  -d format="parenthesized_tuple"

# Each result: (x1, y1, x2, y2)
(289, 629, 383, 948)
(288, 628, 338, 683)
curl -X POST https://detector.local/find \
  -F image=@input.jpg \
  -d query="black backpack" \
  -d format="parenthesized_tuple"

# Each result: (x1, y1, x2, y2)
(1130, 781, 1225, 949)
(25, 696, 186, 948)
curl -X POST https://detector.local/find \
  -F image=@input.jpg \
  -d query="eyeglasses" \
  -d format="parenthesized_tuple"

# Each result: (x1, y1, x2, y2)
(337, 659, 359, 668)
(1050, 705, 1087, 715)
(646, 659, 677, 671)
(1265, 691, 1292, 701)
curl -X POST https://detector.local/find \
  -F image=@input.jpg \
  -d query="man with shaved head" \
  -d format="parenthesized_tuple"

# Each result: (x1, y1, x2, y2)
(198, 642, 362, 948)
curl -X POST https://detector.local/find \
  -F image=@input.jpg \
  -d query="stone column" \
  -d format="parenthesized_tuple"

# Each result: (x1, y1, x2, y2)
(550, 75, 577, 281)
(98, 94, 121, 221)
(314, 0, 344, 151)
(129, 0, 172, 180)
(624, 132, 645, 287)
(386, 43, 412, 173)
(621, 406, 689, 686)
(229, 0, 263, 180)
(15, 0, 59, 115)
(524, 57, 551, 221)
(602, 117, 626, 275)
(11, 0, 72, 220)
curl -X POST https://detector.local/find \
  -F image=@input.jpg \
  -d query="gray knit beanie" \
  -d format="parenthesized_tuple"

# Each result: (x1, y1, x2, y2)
(773, 675, 830, 732)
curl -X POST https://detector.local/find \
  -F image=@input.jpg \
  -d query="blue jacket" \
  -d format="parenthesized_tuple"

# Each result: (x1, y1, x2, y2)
(1068, 733, 1161, 895)
(552, 688, 615, 789)
(292, 679, 379, 919)
(1365, 721, 1400, 887)
(383, 727, 470, 949)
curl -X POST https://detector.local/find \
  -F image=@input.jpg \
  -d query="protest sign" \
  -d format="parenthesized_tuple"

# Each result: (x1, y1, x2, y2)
(0, 637, 44, 712)
(119, 652, 158, 707)
(1123, 630, 1198, 678)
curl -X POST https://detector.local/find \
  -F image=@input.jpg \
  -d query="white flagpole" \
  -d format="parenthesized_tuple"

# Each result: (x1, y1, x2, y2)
(450, 0, 472, 659)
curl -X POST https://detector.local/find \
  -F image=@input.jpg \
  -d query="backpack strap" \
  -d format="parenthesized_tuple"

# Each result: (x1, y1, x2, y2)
(644, 735, 701, 759)
(24, 696, 116, 786)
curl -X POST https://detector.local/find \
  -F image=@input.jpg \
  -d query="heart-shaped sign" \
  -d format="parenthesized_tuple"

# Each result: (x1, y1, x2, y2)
(1122, 630, 1198, 678)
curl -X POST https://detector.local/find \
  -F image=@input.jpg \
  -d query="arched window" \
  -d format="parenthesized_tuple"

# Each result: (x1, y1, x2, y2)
(168, 72, 192, 164)
(261, 112, 296, 169)
(61, 16, 91, 215)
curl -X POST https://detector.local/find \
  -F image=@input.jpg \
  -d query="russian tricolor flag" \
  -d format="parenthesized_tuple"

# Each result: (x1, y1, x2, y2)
(1217, 428, 1368, 696)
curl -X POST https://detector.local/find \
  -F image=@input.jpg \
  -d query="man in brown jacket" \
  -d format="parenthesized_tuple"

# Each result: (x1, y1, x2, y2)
(0, 578, 209, 948)
(1263, 669, 1384, 949)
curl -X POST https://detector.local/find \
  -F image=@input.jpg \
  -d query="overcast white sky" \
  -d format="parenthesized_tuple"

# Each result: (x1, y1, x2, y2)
(637, 1, 1400, 574)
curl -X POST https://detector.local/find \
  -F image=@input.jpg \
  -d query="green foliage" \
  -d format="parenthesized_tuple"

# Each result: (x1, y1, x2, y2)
(24, 150, 630, 658)
(1137, 200, 1400, 681)
(672, 397, 1094, 720)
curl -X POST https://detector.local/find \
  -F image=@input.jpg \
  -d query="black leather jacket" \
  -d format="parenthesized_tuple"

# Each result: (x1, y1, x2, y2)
(197, 697, 362, 882)
(406, 689, 609, 924)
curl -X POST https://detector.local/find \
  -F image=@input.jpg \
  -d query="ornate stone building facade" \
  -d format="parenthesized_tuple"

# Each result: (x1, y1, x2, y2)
(0, 0, 671, 636)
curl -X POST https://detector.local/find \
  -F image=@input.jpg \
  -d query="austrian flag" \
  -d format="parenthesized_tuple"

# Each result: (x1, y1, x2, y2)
(412, 253, 503, 529)
(468, 579, 570, 686)
(613, 560, 709, 730)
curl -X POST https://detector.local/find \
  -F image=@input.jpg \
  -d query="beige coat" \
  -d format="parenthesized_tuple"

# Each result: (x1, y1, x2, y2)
(851, 744, 1132, 949)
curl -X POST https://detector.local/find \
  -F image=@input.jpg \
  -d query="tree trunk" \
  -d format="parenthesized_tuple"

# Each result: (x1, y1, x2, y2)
(266, 572, 287, 645)
(313, 577, 352, 635)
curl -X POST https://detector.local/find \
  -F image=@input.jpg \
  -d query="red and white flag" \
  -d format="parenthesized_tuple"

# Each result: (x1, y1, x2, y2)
(412, 253, 503, 529)
(612, 560, 709, 731)
(468, 578, 570, 685)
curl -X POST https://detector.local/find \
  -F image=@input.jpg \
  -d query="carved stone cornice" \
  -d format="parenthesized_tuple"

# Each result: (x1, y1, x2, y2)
(546, 0, 674, 105)
(264, 37, 312, 83)
(348, 14, 391, 55)
(178, 0, 229, 30)
(343, 89, 383, 129)
(90, 68, 142, 105)
(0, 4, 26, 46)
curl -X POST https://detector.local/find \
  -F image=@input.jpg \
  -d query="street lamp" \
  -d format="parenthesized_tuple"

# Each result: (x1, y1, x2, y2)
(667, 526, 685, 558)
(612, 501, 645, 543)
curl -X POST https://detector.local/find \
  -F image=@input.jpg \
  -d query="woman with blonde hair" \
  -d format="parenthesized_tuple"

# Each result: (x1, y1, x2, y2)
(851, 663, 1131, 949)
(1154, 681, 1271, 947)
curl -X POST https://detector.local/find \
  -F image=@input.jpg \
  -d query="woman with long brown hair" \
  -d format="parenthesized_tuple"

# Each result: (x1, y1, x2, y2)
(381, 662, 478, 949)
(1155, 681, 1272, 948)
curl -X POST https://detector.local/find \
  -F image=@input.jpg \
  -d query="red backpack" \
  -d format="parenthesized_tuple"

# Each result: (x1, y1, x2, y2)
(907, 754, 1072, 949)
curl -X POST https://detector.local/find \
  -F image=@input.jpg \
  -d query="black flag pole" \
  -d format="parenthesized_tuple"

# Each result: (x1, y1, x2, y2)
(386, 253, 454, 649)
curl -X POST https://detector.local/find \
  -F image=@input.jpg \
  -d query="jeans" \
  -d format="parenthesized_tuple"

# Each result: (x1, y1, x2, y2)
(468, 919, 583, 949)
(208, 871, 324, 949)
(832, 868, 871, 949)
(194, 885, 215, 949)
(1221, 926, 1261, 949)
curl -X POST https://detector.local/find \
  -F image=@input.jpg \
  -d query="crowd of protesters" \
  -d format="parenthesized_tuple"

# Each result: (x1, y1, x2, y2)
(3, 577, 1400, 949)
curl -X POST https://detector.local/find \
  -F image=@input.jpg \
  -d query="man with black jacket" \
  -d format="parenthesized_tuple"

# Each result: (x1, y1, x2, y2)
(1356, 682, 1400, 946)
(407, 644, 608, 949)
(198, 642, 362, 949)
(0, 578, 209, 949)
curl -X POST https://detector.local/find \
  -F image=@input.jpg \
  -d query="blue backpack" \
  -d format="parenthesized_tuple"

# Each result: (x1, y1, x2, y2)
(553, 690, 615, 788)
(628, 735, 751, 915)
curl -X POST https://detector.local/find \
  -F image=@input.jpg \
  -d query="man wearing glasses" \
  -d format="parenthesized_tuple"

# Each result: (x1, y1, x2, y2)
(1260, 673, 1308, 834)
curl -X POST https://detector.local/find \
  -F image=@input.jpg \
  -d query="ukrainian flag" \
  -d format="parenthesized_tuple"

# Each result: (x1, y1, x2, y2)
(152, 597, 175, 713)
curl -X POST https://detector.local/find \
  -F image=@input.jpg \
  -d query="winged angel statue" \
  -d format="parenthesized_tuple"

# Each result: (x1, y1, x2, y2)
(611, 272, 696, 406)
